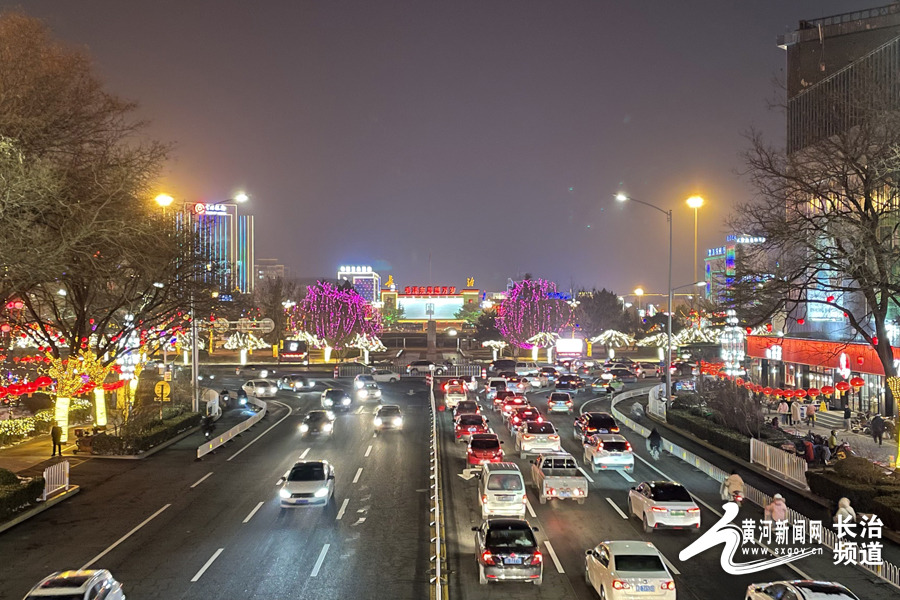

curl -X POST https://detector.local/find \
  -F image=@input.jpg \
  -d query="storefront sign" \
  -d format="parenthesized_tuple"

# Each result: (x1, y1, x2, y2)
(192, 202, 228, 215)
(838, 353, 851, 379)
(747, 336, 900, 376)
(765, 345, 782, 361)
(403, 286, 457, 295)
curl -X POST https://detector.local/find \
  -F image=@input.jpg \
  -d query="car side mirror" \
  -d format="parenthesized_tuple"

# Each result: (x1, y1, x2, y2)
(276, 477, 285, 485)
(499, 441, 504, 444)
(585, 549, 595, 557)
(471, 526, 480, 531)
(328, 474, 335, 480)
(532, 526, 539, 532)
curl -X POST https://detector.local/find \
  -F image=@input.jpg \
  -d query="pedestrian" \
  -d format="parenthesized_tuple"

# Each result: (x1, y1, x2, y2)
(871, 413, 885, 446)
(764, 493, 789, 522)
(828, 430, 838, 452)
(777, 399, 789, 425)
(806, 401, 816, 426)
(833, 497, 858, 524)
(843, 405, 852, 431)
(790, 400, 801, 427)
(720, 469, 745, 501)
(50, 423, 63, 457)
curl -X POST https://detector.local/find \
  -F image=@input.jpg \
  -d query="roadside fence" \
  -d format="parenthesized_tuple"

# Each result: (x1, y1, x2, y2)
(750, 438, 809, 490)
(428, 387, 448, 600)
(41, 460, 70, 501)
(196, 396, 267, 459)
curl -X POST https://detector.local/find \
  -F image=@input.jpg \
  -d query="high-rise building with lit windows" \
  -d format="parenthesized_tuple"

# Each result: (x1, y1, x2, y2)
(179, 202, 255, 294)
(337, 265, 381, 303)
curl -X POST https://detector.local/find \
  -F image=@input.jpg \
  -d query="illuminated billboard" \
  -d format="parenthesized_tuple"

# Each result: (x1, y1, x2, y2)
(397, 297, 464, 320)
(556, 338, 584, 356)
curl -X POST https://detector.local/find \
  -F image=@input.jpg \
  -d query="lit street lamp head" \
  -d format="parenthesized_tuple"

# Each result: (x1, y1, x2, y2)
(234, 191, 249, 203)
(686, 195, 704, 209)
(615, 192, 628, 202)
(634, 287, 644, 296)
(155, 193, 174, 207)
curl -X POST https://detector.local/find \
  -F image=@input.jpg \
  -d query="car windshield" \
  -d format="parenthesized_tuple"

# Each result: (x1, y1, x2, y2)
(649, 484, 692, 502)
(306, 413, 328, 422)
(458, 415, 484, 426)
(487, 474, 524, 491)
(324, 390, 344, 399)
(794, 584, 857, 599)
(527, 422, 555, 434)
(613, 554, 666, 572)
(457, 402, 477, 410)
(447, 386, 466, 394)
(486, 527, 535, 549)
(379, 406, 401, 416)
(490, 382, 507, 390)
(288, 463, 326, 481)
(588, 415, 615, 428)
(470, 438, 500, 450)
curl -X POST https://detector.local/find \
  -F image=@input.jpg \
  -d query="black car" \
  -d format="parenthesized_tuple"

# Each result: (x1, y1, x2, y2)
(321, 388, 353, 411)
(299, 410, 335, 437)
(605, 368, 637, 383)
(556, 374, 584, 392)
(279, 374, 316, 391)
(473, 518, 543, 586)
(574, 412, 620, 441)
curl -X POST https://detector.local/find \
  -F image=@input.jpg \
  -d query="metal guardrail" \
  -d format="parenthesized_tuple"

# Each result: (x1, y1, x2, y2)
(41, 460, 70, 501)
(611, 389, 900, 590)
(196, 396, 267, 459)
(750, 438, 809, 490)
(333, 363, 372, 378)
(428, 386, 448, 600)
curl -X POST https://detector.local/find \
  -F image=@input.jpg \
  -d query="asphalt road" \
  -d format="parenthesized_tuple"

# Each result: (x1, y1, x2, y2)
(439, 381, 899, 600)
(0, 370, 431, 600)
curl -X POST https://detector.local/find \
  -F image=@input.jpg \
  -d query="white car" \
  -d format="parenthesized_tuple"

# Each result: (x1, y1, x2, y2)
(355, 382, 382, 402)
(585, 541, 676, 600)
(372, 369, 401, 383)
(628, 481, 701, 532)
(515, 420, 561, 458)
(24, 570, 126, 600)
(278, 460, 335, 507)
(522, 374, 549, 389)
(242, 379, 278, 398)
(354, 373, 376, 389)
(583, 434, 634, 473)
(746, 580, 860, 600)
(445, 384, 467, 408)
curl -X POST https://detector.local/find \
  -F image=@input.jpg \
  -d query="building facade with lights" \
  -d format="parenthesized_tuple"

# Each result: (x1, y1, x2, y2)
(181, 202, 255, 295)
(337, 266, 381, 304)
(380, 284, 480, 332)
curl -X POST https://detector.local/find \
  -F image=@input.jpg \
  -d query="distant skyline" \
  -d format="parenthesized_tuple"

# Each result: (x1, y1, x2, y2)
(5, 0, 881, 294)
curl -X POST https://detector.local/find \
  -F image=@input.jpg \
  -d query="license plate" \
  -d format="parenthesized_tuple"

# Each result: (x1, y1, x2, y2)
(496, 495, 513, 501)
(297, 500, 308, 504)
(637, 585, 655, 592)
(504, 557, 523, 565)
(670, 510, 685, 516)
(559, 491, 571, 498)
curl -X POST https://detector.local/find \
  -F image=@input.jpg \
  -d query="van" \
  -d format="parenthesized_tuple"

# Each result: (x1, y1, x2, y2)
(515, 361, 539, 376)
(478, 462, 526, 519)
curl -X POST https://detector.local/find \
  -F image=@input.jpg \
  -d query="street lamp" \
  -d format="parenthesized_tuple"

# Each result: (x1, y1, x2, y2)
(686, 196, 705, 284)
(634, 287, 644, 314)
(447, 328, 460, 352)
(616, 192, 673, 398)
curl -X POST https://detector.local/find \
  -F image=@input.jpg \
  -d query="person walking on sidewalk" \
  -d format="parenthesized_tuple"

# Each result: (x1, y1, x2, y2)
(777, 399, 789, 425)
(806, 401, 816, 426)
(843, 405, 852, 431)
(764, 493, 789, 522)
(871, 413, 885, 446)
(790, 400, 801, 427)
(833, 497, 858, 524)
(50, 424, 63, 457)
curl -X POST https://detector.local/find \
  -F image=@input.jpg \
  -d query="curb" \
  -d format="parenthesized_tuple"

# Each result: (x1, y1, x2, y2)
(0, 485, 81, 535)
(77, 426, 200, 460)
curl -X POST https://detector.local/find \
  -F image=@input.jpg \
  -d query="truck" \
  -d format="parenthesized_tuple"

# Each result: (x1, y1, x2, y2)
(529, 452, 588, 505)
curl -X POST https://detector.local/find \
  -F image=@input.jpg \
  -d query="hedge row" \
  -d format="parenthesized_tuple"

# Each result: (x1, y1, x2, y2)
(666, 409, 752, 461)
(0, 477, 45, 521)
(806, 470, 900, 530)
(90, 412, 202, 455)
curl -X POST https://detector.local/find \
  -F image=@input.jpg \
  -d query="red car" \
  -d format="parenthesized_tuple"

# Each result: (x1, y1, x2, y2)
(466, 433, 504, 465)
(508, 406, 542, 432)
(491, 390, 515, 411)
(455, 413, 490, 443)
(500, 396, 530, 417)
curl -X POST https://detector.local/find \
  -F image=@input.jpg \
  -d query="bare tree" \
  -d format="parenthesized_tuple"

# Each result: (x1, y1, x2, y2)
(253, 276, 301, 343)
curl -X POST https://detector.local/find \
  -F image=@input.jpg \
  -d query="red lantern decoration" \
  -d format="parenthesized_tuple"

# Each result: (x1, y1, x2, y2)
(794, 389, 807, 399)
(783, 390, 794, 398)
(763, 387, 773, 396)
(872, 336, 879, 346)
(7, 383, 24, 395)
(735, 377, 745, 387)
(850, 377, 865, 388)
(35, 376, 52, 388)
(808, 388, 820, 398)
(0, 387, 6, 398)
(774, 388, 784, 397)
(24, 381, 38, 394)
(835, 381, 850, 393)
(744, 381, 754, 390)
(827, 295, 835, 302)
(821, 385, 834, 396)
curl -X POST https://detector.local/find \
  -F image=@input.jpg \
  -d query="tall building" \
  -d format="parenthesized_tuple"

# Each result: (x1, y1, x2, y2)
(337, 265, 381, 303)
(181, 201, 255, 295)
(704, 234, 767, 304)
(256, 258, 287, 281)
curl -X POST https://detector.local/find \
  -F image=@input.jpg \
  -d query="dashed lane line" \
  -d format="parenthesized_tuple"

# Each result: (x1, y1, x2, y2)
(617, 469, 636, 483)
(80, 504, 171, 570)
(525, 496, 537, 518)
(544, 540, 565, 574)
(190, 472, 213, 489)
(299, 447, 310, 459)
(243, 502, 264, 524)
(191, 548, 224, 582)
(353, 467, 363, 483)
(311, 544, 330, 577)
(365, 444, 372, 457)
(578, 467, 595, 483)
(336, 498, 350, 520)
(605, 497, 628, 519)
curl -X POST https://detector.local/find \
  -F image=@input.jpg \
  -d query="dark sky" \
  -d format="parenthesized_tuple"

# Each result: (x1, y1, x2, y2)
(4, 0, 879, 296)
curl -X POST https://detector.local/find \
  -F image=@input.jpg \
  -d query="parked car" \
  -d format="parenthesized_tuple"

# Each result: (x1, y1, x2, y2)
(372, 368, 401, 383)
(24, 570, 125, 600)
(745, 580, 860, 600)
(277, 460, 335, 507)
(583, 434, 634, 473)
(278, 374, 316, 391)
(627, 480, 701, 532)
(574, 412, 620, 441)
(585, 541, 676, 600)
(466, 432, 504, 465)
(299, 410, 335, 437)
(242, 379, 278, 398)
(530, 452, 588, 504)
(515, 420, 560, 458)
(406, 360, 445, 375)
(473, 518, 543, 586)
(455, 413, 490, 443)
(321, 388, 353, 411)
(374, 404, 403, 432)
(546, 392, 574, 413)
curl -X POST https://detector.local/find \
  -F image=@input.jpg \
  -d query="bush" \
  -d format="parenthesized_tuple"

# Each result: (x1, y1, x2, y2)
(90, 433, 128, 455)
(870, 495, 900, 531)
(90, 412, 201, 455)
(806, 471, 878, 513)
(834, 456, 882, 484)
(667, 409, 752, 460)
(0, 468, 20, 485)
(0, 477, 45, 521)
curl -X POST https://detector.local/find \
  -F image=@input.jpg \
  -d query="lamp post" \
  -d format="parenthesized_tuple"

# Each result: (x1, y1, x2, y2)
(686, 196, 704, 284)
(634, 287, 644, 315)
(617, 193, 673, 398)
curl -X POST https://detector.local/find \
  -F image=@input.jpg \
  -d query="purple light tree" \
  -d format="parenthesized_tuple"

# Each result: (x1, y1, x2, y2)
(301, 281, 381, 358)
(497, 278, 573, 352)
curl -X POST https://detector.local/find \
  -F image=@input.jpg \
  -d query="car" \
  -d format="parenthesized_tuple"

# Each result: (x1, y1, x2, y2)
(637, 362, 662, 379)
(515, 420, 560, 458)
(466, 432, 504, 465)
(321, 388, 353, 411)
(606, 368, 637, 383)
(627, 480, 701, 532)
(539, 366, 561, 384)
(574, 412, 620, 441)
(455, 413, 490, 442)
(406, 360, 445, 375)
(486, 378, 508, 402)
(242, 378, 278, 398)
(489, 358, 518, 374)
(583, 434, 634, 473)
(278, 374, 316, 391)
(745, 580, 861, 600)
(603, 362, 635, 372)
(473, 518, 543, 585)
(299, 410, 335, 437)
(585, 541, 676, 600)
(445, 383, 468, 408)
(355, 381, 382, 402)
(514, 361, 540, 376)
(556, 374, 584, 392)
(497, 370, 518, 380)
(453, 400, 481, 419)
(521, 374, 548, 390)
(278, 460, 335, 507)
(507, 406, 542, 432)
(491, 389, 515, 411)
(500, 395, 530, 418)
(372, 368, 401, 383)
(546, 392, 574, 413)
(354, 373, 376, 389)
(591, 377, 625, 394)
(374, 404, 403, 432)
(23, 570, 126, 600)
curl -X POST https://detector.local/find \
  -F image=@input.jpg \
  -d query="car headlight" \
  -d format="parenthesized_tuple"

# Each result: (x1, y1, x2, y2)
(270, 387, 278, 394)
(341, 397, 351, 405)
(359, 390, 368, 398)
(393, 417, 403, 426)
(314, 487, 329, 498)
(374, 390, 381, 397)
(355, 381, 364, 389)
(300, 424, 309, 432)
(323, 399, 333, 406)
(322, 423, 333, 432)
(326, 410, 335, 420)
(260, 370, 268, 378)
(279, 489, 291, 499)
(374, 417, 383, 426)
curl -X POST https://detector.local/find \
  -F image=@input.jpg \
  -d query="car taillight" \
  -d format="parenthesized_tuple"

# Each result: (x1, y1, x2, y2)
(549, 435, 559, 440)
(625, 442, 632, 451)
(611, 427, 620, 433)
(651, 506, 668, 512)
(687, 507, 701, 513)
(481, 494, 487, 504)
(566, 400, 573, 405)
(530, 550, 542, 565)
(467, 448, 473, 454)
(612, 579, 630, 590)
(523, 434, 534, 440)
(513, 417, 520, 423)
(481, 550, 495, 565)
(661, 581, 676, 590)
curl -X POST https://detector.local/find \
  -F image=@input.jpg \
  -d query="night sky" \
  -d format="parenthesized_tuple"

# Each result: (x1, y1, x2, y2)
(4, 0, 878, 296)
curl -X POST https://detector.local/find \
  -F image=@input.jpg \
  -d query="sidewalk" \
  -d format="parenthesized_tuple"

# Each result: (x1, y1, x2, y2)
(774, 407, 898, 465)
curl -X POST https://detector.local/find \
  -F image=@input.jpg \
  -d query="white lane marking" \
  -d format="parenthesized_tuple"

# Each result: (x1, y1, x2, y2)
(299, 447, 311, 459)
(618, 470, 636, 483)
(525, 497, 537, 518)
(373, 432, 377, 438)
(365, 444, 372, 457)
(311, 543, 330, 577)
(336, 498, 350, 520)
(659, 551, 681, 576)
(190, 472, 213, 488)
(606, 497, 629, 519)
(355, 406, 364, 414)
(544, 540, 565, 573)
(80, 504, 171, 570)
(632, 453, 813, 579)
(191, 548, 224, 582)
(577, 467, 595, 483)
(242, 502, 264, 524)
(353, 467, 363, 483)
(227, 400, 293, 461)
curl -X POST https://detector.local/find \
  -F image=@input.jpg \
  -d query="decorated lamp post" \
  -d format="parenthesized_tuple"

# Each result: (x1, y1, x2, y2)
(720, 310, 746, 377)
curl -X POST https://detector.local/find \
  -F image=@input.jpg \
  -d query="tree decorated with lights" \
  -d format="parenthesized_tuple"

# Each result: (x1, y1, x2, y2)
(497, 278, 573, 351)
(300, 281, 381, 358)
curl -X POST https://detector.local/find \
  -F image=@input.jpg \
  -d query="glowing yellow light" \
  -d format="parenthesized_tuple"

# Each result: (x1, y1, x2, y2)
(155, 194, 175, 207)
(634, 288, 644, 296)
(234, 191, 249, 203)
(686, 195, 705, 209)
